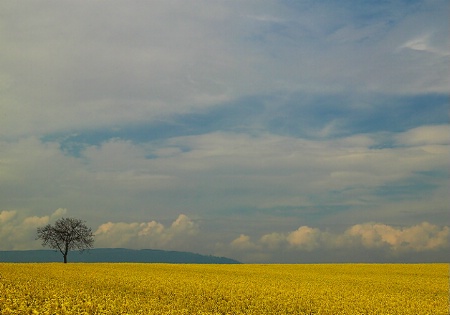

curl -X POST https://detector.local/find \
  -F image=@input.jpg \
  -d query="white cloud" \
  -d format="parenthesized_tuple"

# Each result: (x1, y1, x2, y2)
(286, 226, 326, 251)
(0, 208, 66, 250)
(170, 214, 198, 235)
(399, 33, 450, 56)
(0, 210, 16, 223)
(394, 125, 450, 147)
(346, 222, 450, 251)
(400, 35, 433, 52)
(227, 222, 450, 259)
(230, 234, 259, 251)
(260, 232, 286, 250)
(51, 208, 68, 219)
(94, 214, 199, 250)
(1, 206, 449, 263)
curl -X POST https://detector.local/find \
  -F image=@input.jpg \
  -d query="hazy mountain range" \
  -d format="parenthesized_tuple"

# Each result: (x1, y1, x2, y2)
(0, 248, 240, 264)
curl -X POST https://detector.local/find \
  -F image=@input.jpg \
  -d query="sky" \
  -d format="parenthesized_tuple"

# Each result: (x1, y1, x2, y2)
(0, 0, 449, 263)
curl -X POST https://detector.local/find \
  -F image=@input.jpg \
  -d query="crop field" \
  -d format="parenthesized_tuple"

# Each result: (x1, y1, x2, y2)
(0, 263, 448, 314)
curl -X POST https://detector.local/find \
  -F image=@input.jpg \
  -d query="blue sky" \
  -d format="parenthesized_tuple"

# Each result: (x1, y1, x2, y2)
(0, 0, 449, 263)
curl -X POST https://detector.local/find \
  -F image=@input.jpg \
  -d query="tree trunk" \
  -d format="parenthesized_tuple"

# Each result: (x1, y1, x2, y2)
(63, 243, 69, 263)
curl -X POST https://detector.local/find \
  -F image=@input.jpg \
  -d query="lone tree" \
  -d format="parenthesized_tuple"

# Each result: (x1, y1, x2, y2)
(36, 217, 94, 263)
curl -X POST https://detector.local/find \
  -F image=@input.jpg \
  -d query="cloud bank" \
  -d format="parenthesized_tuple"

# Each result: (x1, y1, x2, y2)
(94, 214, 199, 250)
(225, 222, 449, 262)
(0, 208, 67, 250)
(1, 209, 448, 263)
(230, 222, 449, 253)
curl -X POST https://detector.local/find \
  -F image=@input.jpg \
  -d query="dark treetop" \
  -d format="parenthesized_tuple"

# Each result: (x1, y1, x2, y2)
(36, 217, 94, 263)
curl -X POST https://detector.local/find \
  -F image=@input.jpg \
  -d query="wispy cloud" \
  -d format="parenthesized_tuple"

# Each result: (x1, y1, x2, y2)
(394, 125, 450, 146)
(1, 123, 448, 228)
(1, 1, 448, 137)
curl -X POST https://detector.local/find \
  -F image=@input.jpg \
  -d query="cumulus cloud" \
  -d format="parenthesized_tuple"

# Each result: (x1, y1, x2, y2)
(229, 222, 450, 256)
(170, 214, 198, 235)
(0, 209, 200, 252)
(230, 234, 259, 251)
(51, 208, 67, 219)
(94, 214, 199, 250)
(0, 210, 16, 223)
(286, 226, 327, 251)
(0, 208, 67, 250)
(346, 222, 450, 252)
(260, 232, 286, 250)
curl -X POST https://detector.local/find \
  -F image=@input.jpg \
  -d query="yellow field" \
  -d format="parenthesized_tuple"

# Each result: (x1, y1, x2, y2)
(0, 263, 448, 314)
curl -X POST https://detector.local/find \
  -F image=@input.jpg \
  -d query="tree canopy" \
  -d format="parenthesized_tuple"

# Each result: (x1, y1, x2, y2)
(36, 217, 94, 263)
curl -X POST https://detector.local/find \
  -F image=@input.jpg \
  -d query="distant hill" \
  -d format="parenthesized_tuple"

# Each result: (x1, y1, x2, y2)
(0, 248, 240, 264)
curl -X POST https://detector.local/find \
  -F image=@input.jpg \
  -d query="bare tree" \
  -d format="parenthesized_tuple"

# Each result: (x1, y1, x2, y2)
(36, 217, 94, 263)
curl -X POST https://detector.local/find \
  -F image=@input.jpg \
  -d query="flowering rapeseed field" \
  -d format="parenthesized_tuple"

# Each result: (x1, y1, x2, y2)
(0, 263, 448, 314)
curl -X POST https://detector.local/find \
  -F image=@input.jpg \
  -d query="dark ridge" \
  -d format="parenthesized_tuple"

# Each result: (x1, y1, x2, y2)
(0, 248, 240, 264)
